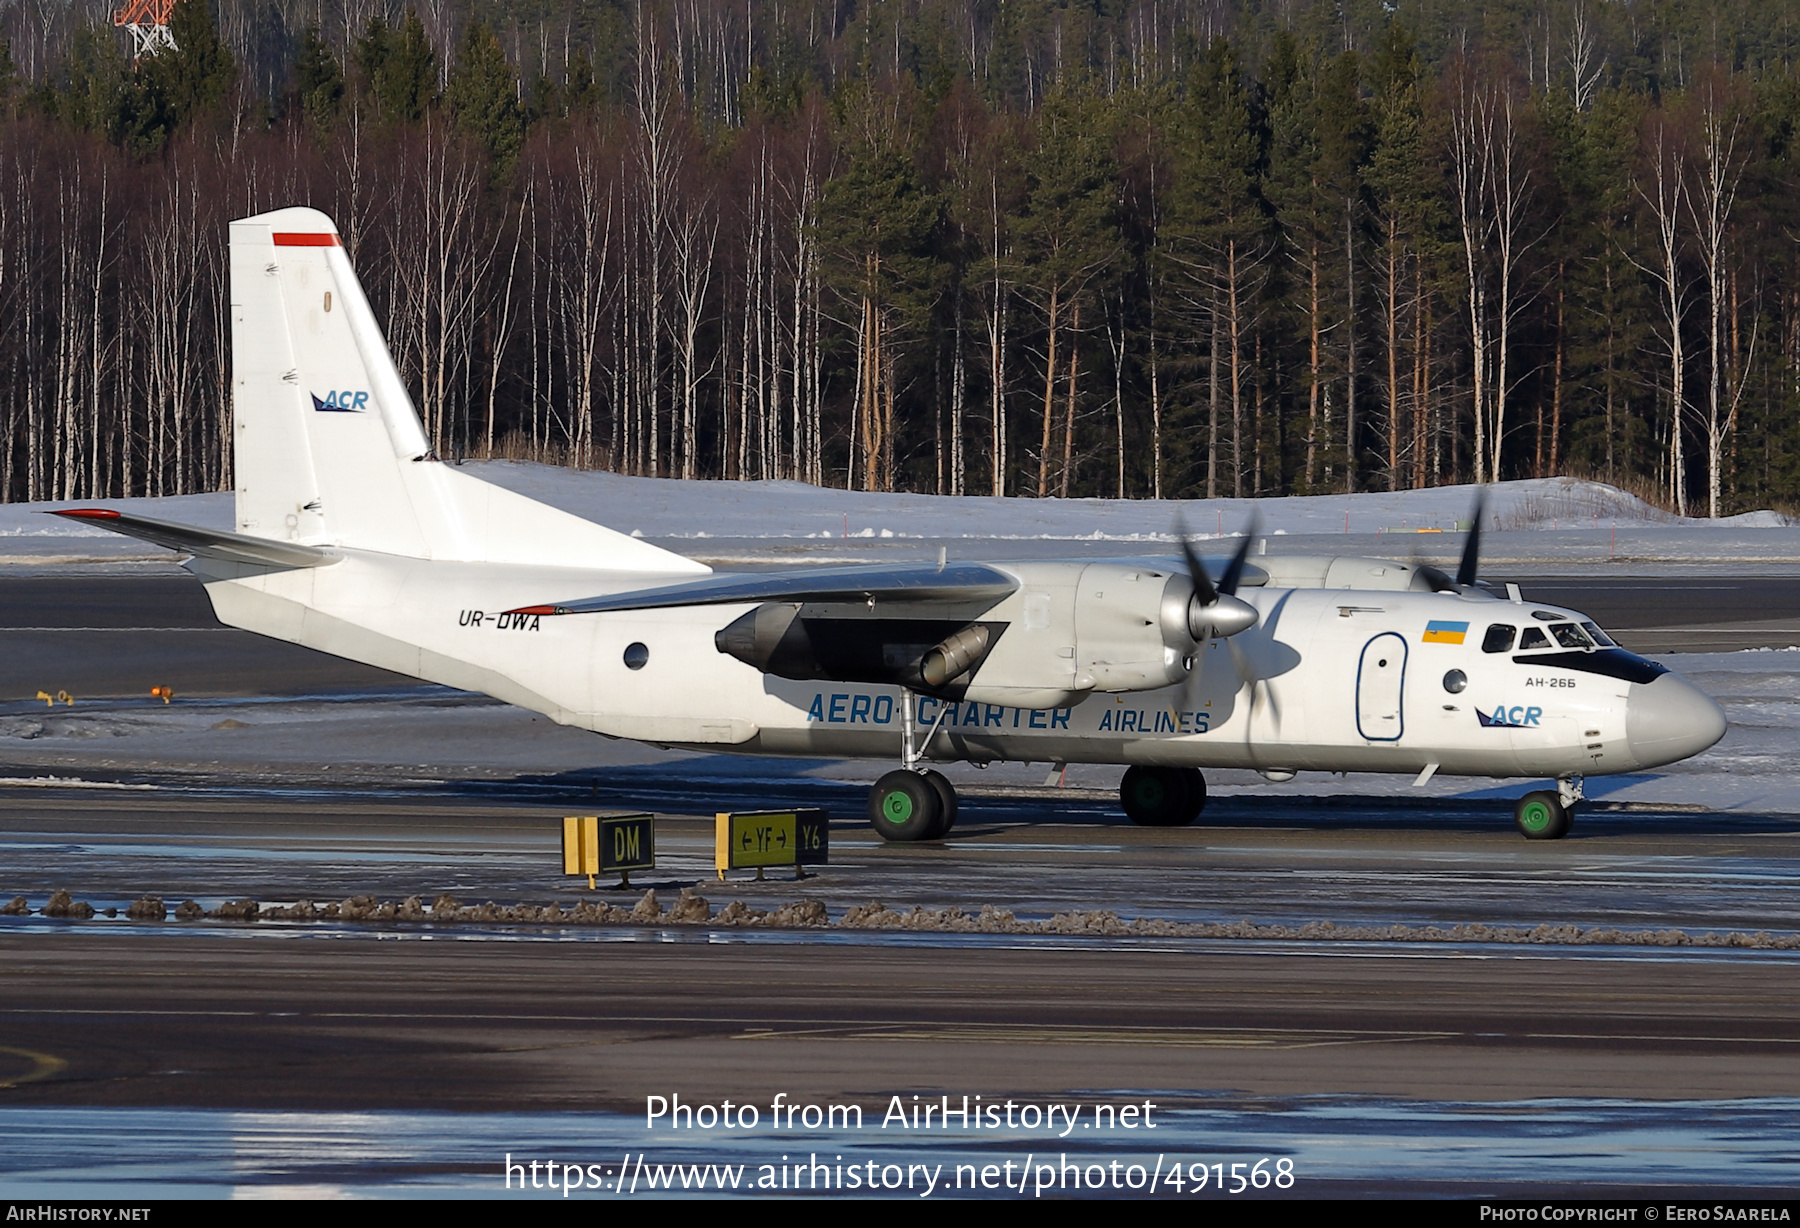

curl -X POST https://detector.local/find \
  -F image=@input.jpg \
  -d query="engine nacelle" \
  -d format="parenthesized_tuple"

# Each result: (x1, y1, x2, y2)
(1072, 561, 1196, 692)
(714, 560, 1261, 710)
(957, 561, 1252, 707)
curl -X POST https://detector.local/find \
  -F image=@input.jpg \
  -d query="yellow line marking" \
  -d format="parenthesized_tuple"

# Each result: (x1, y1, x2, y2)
(0, 1045, 67, 1089)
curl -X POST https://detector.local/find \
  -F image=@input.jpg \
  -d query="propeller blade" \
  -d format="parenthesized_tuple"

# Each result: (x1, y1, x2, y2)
(1175, 515, 1220, 607)
(1229, 639, 1280, 735)
(1219, 513, 1261, 597)
(1183, 638, 1240, 708)
(1415, 563, 1458, 594)
(1455, 488, 1488, 588)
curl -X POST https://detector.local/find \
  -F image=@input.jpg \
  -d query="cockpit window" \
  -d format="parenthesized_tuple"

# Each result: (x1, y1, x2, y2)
(1581, 621, 1616, 647)
(1483, 624, 1517, 653)
(1518, 626, 1551, 650)
(1550, 622, 1594, 649)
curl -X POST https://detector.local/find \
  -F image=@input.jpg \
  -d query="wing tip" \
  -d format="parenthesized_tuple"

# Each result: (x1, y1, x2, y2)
(51, 508, 120, 520)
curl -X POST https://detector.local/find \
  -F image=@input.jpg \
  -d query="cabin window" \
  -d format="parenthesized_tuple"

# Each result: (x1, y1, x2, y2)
(623, 642, 649, 670)
(1482, 624, 1517, 653)
(1518, 626, 1551, 650)
(1550, 622, 1594, 649)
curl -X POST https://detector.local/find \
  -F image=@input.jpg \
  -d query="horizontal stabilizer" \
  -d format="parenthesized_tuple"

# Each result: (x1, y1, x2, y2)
(52, 509, 339, 569)
(515, 562, 1018, 616)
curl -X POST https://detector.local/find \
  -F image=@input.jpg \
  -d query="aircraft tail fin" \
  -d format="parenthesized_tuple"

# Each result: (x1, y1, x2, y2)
(228, 207, 706, 575)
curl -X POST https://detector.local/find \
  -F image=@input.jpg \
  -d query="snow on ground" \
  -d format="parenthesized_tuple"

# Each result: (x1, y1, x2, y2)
(460, 463, 1795, 536)
(2, 465, 1797, 569)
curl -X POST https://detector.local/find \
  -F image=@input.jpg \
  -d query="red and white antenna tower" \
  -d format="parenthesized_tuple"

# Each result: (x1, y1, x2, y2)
(113, 0, 178, 59)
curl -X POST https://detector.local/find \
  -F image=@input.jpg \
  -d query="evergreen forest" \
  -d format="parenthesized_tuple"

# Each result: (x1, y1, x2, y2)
(4, 0, 1800, 514)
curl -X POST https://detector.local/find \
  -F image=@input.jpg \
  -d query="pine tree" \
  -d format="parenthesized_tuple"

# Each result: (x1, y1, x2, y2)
(1017, 84, 1120, 497)
(1167, 38, 1270, 498)
(149, 0, 233, 125)
(358, 10, 435, 123)
(293, 25, 344, 134)
(1365, 23, 1434, 489)
(49, 25, 129, 138)
(447, 20, 524, 173)
(0, 38, 17, 115)
(818, 118, 945, 491)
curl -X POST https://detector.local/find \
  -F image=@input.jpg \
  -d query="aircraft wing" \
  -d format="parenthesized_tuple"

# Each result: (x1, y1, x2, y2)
(514, 561, 1019, 616)
(51, 509, 340, 569)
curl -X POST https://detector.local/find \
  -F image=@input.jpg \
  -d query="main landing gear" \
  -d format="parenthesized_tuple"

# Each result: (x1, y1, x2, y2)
(868, 692, 959, 843)
(869, 767, 958, 841)
(1514, 776, 1583, 840)
(1119, 765, 1207, 827)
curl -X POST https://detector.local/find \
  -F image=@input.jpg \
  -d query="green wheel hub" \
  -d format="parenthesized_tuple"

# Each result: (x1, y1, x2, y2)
(1514, 789, 1571, 839)
(881, 789, 914, 824)
(867, 770, 943, 841)
(1119, 766, 1197, 827)
(1131, 778, 1165, 807)
(1518, 798, 1553, 833)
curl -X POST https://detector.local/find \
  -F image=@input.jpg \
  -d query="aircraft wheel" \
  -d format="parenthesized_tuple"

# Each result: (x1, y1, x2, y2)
(1120, 766, 1194, 827)
(920, 769, 959, 837)
(1180, 768, 1208, 822)
(1514, 790, 1571, 840)
(869, 770, 943, 842)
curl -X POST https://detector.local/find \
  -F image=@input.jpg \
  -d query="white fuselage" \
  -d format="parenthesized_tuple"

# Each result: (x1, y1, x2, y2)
(193, 551, 1718, 782)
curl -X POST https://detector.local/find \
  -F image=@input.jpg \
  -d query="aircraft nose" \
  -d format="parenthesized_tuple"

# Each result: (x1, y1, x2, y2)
(1626, 672, 1727, 768)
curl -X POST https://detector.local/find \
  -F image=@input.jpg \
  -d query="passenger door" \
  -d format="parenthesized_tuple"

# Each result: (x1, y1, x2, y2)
(1356, 632, 1407, 742)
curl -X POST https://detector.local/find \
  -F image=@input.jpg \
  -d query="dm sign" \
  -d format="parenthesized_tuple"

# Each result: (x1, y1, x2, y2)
(714, 809, 829, 880)
(563, 813, 655, 887)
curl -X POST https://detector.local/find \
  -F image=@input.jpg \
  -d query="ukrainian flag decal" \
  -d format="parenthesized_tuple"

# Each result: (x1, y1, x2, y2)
(1422, 620, 1469, 645)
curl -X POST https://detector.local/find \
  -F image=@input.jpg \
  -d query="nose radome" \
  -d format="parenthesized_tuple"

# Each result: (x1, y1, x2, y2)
(1626, 673, 1727, 769)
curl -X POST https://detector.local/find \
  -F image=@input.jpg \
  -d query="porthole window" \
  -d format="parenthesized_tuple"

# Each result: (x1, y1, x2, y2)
(623, 642, 649, 670)
(1443, 669, 1467, 694)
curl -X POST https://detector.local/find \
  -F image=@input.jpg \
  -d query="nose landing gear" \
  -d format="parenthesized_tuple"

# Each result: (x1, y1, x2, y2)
(1515, 776, 1583, 840)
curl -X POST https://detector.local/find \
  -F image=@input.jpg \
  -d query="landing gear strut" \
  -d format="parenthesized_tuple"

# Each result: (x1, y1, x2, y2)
(868, 692, 957, 842)
(1120, 766, 1207, 827)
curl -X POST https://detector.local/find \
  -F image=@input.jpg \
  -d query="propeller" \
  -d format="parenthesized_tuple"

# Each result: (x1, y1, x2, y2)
(1173, 515, 1261, 724)
(1415, 487, 1489, 595)
(1176, 514, 1260, 642)
(1456, 486, 1487, 587)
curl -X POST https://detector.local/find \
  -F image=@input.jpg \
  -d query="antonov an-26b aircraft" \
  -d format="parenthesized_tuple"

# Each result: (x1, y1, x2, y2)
(62, 208, 1729, 842)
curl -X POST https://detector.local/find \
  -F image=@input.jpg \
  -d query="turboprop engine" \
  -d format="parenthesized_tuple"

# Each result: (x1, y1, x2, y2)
(714, 536, 1262, 709)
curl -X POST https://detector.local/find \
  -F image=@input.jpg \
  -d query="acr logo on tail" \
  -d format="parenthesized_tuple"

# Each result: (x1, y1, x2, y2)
(312, 390, 370, 413)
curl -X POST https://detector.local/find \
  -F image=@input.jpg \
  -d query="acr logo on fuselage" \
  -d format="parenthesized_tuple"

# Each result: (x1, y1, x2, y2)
(312, 390, 370, 412)
(1477, 704, 1543, 729)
